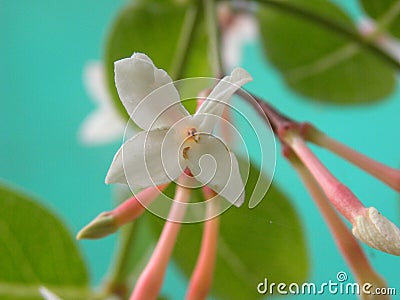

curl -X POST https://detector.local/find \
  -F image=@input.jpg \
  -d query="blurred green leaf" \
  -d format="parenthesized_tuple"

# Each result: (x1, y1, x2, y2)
(360, 0, 400, 38)
(146, 158, 309, 300)
(258, 0, 396, 104)
(104, 1, 211, 118)
(0, 184, 90, 300)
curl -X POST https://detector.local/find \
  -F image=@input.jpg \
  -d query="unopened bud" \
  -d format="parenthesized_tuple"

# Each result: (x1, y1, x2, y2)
(76, 212, 117, 240)
(352, 207, 400, 256)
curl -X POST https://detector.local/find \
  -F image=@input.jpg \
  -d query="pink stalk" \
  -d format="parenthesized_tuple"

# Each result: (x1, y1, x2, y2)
(77, 184, 169, 239)
(113, 184, 168, 226)
(305, 126, 400, 192)
(129, 178, 191, 300)
(289, 153, 388, 295)
(286, 133, 365, 223)
(186, 187, 220, 300)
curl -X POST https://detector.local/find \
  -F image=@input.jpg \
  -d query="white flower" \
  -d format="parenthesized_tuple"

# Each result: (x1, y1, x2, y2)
(79, 61, 127, 145)
(222, 13, 258, 71)
(105, 53, 252, 206)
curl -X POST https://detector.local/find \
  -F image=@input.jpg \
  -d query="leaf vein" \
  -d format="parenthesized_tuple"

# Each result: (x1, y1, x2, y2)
(285, 43, 359, 82)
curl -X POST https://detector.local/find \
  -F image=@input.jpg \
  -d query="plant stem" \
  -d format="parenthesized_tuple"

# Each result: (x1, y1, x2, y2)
(236, 89, 293, 135)
(129, 177, 191, 300)
(170, 4, 200, 80)
(304, 125, 400, 192)
(285, 133, 364, 222)
(256, 0, 400, 70)
(204, 0, 224, 76)
(288, 152, 388, 293)
(104, 220, 139, 299)
(186, 190, 220, 300)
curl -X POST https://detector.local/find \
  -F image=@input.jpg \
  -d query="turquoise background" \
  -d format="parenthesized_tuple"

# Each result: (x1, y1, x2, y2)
(0, 0, 399, 299)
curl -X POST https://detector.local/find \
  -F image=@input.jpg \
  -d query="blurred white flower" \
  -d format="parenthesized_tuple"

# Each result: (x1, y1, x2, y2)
(358, 17, 400, 63)
(79, 61, 126, 145)
(219, 4, 258, 71)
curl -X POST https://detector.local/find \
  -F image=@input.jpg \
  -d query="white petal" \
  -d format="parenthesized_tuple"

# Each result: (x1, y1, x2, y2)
(195, 68, 252, 133)
(81, 61, 128, 145)
(79, 108, 126, 145)
(114, 53, 189, 130)
(83, 61, 109, 105)
(222, 14, 258, 71)
(105, 130, 185, 187)
(186, 135, 245, 206)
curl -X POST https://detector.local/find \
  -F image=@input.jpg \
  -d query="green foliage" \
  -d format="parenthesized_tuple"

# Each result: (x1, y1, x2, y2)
(0, 184, 90, 300)
(104, 1, 211, 119)
(146, 158, 309, 300)
(360, 0, 400, 38)
(258, 0, 396, 104)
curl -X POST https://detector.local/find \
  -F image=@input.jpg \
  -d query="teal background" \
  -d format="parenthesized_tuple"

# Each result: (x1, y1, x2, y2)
(0, 0, 399, 299)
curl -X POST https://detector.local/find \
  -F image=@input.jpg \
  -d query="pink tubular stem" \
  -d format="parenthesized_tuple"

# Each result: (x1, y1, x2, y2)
(129, 178, 191, 300)
(286, 133, 365, 223)
(288, 152, 387, 290)
(113, 184, 169, 227)
(186, 187, 220, 300)
(304, 125, 400, 192)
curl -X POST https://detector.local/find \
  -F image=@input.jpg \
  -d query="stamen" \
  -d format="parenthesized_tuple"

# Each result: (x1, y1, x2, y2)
(187, 128, 200, 143)
(187, 128, 197, 137)
(183, 147, 190, 160)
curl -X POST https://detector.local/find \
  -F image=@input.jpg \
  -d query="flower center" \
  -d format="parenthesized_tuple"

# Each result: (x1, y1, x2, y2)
(181, 127, 200, 160)
(186, 127, 200, 143)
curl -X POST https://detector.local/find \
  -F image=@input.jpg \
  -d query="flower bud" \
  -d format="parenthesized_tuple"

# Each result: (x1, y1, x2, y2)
(352, 207, 400, 256)
(76, 212, 117, 240)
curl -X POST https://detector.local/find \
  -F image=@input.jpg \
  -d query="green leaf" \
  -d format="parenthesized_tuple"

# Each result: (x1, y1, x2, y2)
(145, 158, 309, 300)
(104, 1, 211, 118)
(0, 184, 90, 300)
(360, 0, 400, 39)
(258, 0, 396, 104)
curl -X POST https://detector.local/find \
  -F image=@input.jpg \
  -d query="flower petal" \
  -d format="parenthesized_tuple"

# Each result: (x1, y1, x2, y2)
(222, 14, 258, 71)
(186, 135, 245, 206)
(105, 130, 185, 187)
(79, 107, 126, 145)
(194, 67, 252, 133)
(84, 61, 109, 105)
(114, 53, 189, 130)
(80, 61, 127, 145)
